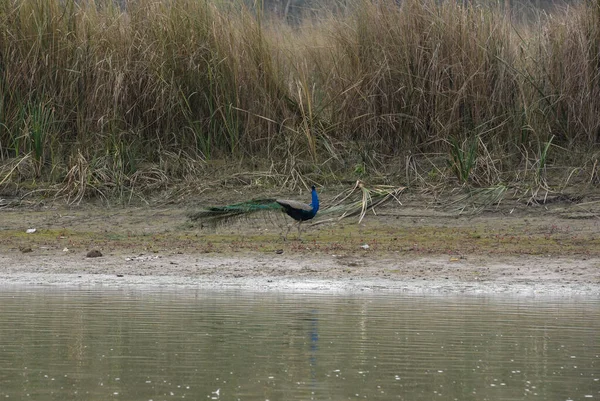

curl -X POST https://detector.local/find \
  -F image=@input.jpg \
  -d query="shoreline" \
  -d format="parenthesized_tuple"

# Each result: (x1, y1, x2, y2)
(1, 274, 597, 296)
(2, 252, 599, 296)
(1, 198, 599, 296)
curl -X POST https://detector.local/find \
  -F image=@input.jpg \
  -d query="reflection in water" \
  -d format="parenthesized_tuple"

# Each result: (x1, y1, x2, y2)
(0, 288, 598, 400)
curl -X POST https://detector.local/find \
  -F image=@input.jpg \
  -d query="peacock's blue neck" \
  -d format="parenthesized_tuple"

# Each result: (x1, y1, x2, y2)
(310, 187, 319, 214)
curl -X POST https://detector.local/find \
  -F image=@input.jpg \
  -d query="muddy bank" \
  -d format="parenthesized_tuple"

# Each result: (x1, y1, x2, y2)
(1, 193, 599, 295)
(1, 251, 599, 295)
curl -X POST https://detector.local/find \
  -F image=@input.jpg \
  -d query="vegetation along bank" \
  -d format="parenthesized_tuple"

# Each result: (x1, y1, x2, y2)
(0, 0, 598, 203)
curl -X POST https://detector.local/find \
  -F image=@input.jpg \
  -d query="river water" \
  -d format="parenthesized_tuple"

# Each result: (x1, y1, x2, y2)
(0, 288, 598, 400)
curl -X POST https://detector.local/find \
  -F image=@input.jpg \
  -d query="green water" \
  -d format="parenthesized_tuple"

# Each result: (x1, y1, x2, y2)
(0, 288, 597, 400)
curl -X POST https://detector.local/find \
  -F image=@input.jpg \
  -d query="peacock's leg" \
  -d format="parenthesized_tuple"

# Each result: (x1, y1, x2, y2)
(283, 222, 292, 241)
(297, 220, 303, 240)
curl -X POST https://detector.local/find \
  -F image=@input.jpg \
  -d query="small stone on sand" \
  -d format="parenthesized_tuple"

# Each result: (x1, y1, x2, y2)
(86, 250, 103, 258)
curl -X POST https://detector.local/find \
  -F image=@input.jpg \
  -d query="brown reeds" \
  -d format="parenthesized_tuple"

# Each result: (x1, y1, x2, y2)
(0, 0, 598, 200)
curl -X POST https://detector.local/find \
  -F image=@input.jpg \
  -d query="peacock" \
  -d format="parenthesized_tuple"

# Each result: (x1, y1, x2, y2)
(189, 186, 320, 238)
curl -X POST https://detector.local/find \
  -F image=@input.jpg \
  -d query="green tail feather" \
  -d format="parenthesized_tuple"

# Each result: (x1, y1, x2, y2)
(188, 198, 281, 223)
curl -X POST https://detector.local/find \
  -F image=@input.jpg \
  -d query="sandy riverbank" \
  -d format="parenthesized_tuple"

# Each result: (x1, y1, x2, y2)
(1, 193, 599, 295)
(1, 252, 599, 295)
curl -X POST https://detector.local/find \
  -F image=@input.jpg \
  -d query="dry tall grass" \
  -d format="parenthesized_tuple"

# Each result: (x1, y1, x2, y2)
(0, 0, 598, 199)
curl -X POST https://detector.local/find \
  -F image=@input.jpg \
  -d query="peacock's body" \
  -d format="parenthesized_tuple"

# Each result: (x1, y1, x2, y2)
(276, 185, 319, 222)
(189, 186, 319, 237)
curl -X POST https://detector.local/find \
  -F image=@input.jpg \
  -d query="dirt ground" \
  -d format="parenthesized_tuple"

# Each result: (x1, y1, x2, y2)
(1, 191, 599, 295)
